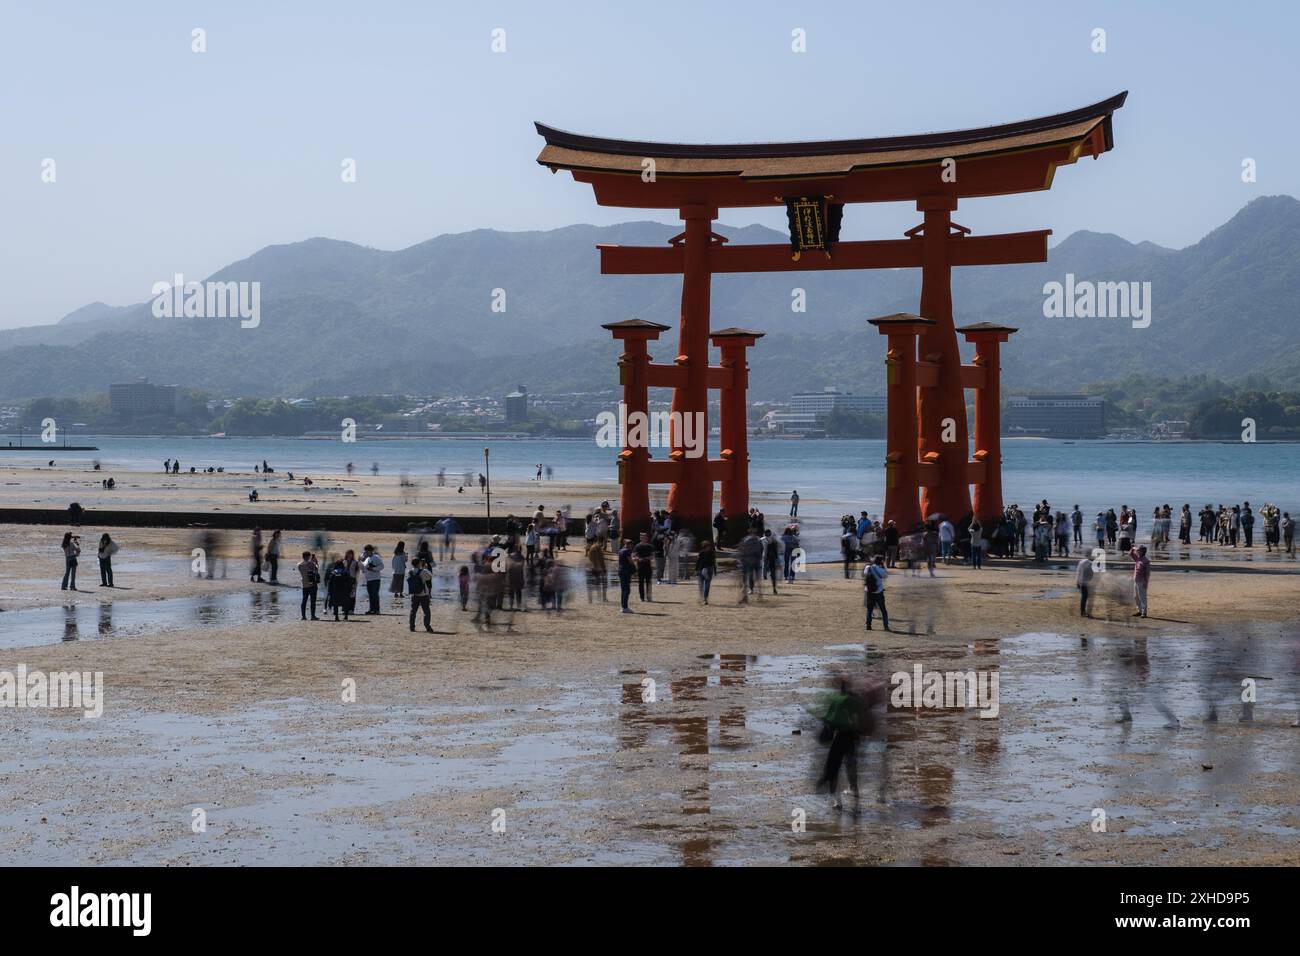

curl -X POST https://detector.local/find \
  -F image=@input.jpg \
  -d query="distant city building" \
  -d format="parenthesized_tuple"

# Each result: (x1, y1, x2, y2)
(762, 411, 825, 437)
(505, 386, 529, 423)
(789, 388, 886, 419)
(110, 381, 177, 419)
(1006, 394, 1106, 438)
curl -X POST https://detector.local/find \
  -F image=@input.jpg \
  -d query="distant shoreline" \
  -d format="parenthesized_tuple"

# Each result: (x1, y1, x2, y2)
(2, 433, 1295, 445)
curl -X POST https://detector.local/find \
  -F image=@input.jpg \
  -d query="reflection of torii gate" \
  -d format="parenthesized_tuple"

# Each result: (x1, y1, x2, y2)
(536, 92, 1126, 539)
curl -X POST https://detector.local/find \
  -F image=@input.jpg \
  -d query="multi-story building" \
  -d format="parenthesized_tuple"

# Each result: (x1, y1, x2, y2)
(109, 381, 177, 419)
(789, 388, 886, 418)
(505, 386, 529, 423)
(1005, 394, 1106, 438)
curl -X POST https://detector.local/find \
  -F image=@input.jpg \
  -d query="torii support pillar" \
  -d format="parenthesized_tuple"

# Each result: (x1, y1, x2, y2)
(602, 318, 671, 541)
(710, 327, 764, 545)
(959, 322, 1017, 526)
(869, 313, 935, 533)
(666, 205, 721, 542)
(916, 195, 973, 522)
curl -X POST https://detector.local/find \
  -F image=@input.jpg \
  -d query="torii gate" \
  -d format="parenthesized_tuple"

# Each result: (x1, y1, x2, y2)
(536, 92, 1126, 539)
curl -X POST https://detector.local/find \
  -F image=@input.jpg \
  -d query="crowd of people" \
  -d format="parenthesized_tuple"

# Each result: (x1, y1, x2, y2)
(52, 479, 1297, 635)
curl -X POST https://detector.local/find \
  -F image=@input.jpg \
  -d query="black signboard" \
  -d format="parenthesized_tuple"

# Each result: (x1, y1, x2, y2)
(784, 196, 844, 260)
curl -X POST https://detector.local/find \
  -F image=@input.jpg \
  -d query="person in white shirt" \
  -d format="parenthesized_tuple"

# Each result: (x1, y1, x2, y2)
(360, 544, 385, 615)
(938, 519, 955, 564)
(863, 556, 889, 630)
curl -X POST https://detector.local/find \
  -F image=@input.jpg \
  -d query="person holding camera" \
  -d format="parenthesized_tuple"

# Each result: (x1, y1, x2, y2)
(60, 532, 81, 590)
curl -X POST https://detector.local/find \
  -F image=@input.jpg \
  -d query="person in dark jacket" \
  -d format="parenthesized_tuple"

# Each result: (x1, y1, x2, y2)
(97, 533, 118, 587)
(712, 508, 727, 547)
(696, 539, 716, 604)
(326, 561, 352, 621)
(617, 539, 635, 613)
(407, 558, 433, 632)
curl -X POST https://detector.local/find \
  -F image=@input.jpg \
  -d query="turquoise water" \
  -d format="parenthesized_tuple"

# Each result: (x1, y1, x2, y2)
(6, 434, 1297, 522)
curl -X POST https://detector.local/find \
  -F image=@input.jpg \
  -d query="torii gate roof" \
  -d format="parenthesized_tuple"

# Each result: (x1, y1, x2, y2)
(536, 92, 1126, 208)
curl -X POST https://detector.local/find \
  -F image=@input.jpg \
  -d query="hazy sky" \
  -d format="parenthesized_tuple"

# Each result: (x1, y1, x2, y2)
(2, 0, 1295, 328)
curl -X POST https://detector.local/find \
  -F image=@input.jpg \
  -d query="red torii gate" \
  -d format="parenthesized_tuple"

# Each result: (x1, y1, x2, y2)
(602, 318, 761, 539)
(536, 92, 1126, 539)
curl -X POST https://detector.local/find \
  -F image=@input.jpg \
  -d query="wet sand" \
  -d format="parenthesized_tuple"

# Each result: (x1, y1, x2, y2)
(3, 462, 616, 518)
(1, 463, 802, 522)
(1, 517, 1297, 866)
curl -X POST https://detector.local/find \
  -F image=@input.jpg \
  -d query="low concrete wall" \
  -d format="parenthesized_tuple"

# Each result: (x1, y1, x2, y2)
(0, 508, 584, 537)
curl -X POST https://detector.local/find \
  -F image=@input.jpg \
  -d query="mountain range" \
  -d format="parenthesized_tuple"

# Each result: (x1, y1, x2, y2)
(2, 194, 1298, 403)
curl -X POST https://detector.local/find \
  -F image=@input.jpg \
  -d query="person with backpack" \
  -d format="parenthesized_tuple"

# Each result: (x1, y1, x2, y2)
(407, 558, 434, 632)
(815, 680, 866, 813)
(296, 551, 320, 620)
(863, 555, 889, 630)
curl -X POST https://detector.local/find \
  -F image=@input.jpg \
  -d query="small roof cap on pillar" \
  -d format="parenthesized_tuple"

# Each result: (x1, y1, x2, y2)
(867, 312, 937, 329)
(601, 317, 671, 331)
(710, 327, 766, 340)
(957, 321, 1019, 337)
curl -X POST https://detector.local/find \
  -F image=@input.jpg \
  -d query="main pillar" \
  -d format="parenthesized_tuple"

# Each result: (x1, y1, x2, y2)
(959, 322, 1016, 526)
(916, 195, 973, 521)
(870, 313, 933, 532)
(603, 318, 670, 540)
(710, 327, 764, 544)
(667, 205, 718, 541)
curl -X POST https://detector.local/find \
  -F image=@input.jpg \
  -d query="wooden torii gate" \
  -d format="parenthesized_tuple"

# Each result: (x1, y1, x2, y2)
(536, 92, 1126, 539)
